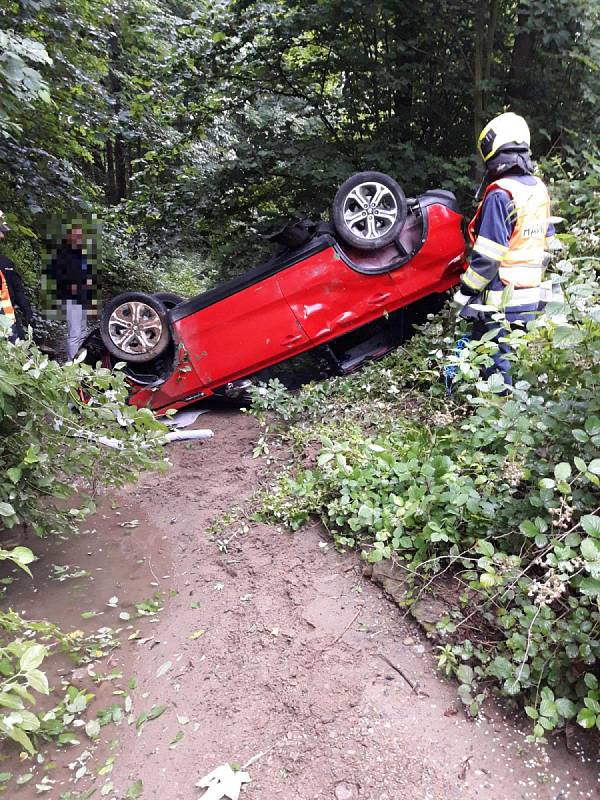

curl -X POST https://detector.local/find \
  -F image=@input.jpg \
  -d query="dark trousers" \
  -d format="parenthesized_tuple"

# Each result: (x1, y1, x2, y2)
(471, 320, 514, 389)
(471, 308, 539, 391)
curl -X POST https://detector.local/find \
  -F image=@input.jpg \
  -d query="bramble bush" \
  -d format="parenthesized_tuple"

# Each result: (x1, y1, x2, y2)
(250, 197, 600, 738)
(0, 323, 167, 753)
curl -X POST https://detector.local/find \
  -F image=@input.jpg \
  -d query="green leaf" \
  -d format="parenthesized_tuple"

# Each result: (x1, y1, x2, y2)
(0, 501, 16, 517)
(538, 478, 555, 489)
(488, 656, 512, 679)
(539, 698, 556, 717)
(19, 644, 46, 672)
(554, 462, 571, 481)
(457, 664, 474, 685)
(581, 515, 600, 537)
(555, 698, 577, 719)
(584, 673, 598, 690)
(6, 467, 21, 483)
(580, 538, 600, 562)
(538, 715, 555, 730)
(10, 547, 35, 565)
(0, 692, 24, 710)
(475, 539, 494, 557)
(135, 710, 147, 729)
(6, 724, 34, 754)
(125, 779, 144, 798)
(147, 704, 167, 720)
(577, 707, 597, 729)
(156, 661, 172, 677)
(169, 730, 184, 747)
(584, 697, 600, 714)
(26, 668, 49, 695)
(585, 416, 600, 436)
(579, 577, 600, 597)
(85, 718, 101, 739)
(553, 325, 584, 349)
(588, 459, 600, 476)
(520, 520, 538, 537)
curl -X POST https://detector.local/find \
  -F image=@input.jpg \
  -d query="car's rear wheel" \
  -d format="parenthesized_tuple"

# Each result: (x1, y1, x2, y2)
(332, 171, 407, 250)
(154, 292, 185, 310)
(100, 292, 170, 364)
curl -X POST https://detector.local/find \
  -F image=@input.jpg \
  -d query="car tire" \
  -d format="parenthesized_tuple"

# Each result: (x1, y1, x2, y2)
(154, 292, 185, 310)
(332, 171, 407, 250)
(100, 292, 170, 364)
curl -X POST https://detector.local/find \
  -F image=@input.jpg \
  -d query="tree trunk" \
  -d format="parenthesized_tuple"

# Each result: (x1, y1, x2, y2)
(508, 7, 534, 104)
(107, 22, 128, 202)
(473, 0, 499, 164)
(106, 140, 116, 204)
(114, 135, 127, 201)
(473, 0, 485, 146)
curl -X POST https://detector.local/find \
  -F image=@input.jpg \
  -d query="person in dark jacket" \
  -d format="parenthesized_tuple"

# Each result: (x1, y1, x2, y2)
(46, 224, 93, 359)
(0, 212, 33, 342)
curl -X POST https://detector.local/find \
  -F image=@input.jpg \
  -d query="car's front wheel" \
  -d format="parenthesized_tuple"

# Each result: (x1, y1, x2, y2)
(332, 171, 407, 250)
(100, 292, 170, 363)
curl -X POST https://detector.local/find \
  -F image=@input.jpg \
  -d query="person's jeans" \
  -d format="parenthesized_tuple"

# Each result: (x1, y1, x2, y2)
(65, 299, 87, 360)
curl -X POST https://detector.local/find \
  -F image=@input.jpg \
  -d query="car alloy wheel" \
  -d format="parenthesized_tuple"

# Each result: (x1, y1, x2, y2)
(332, 171, 407, 251)
(108, 300, 163, 356)
(100, 292, 171, 363)
(343, 180, 398, 242)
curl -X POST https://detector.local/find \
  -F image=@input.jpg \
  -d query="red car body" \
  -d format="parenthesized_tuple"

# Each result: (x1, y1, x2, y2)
(105, 191, 466, 414)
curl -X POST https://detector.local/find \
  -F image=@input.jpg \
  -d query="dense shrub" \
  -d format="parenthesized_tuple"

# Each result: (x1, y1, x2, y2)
(0, 326, 167, 752)
(251, 206, 600, 738)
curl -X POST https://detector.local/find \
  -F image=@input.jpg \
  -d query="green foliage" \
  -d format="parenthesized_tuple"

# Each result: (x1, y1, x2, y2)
(0, 327, 166, 754)
(3, 0, 599, 286)
(252, 181, 600, 739)
(0, 29, 51, 137)
(0, 608, 116, 755)
(0, 324, 166, 539)
(0, 639, 51, 754)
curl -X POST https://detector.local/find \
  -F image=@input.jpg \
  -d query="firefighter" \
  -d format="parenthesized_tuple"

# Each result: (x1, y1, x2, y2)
(0, 211, 33, 342)
(453, 112, 556, 391)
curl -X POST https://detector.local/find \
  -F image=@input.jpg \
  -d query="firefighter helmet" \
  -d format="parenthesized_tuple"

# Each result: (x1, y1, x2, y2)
(478, 112, 531, 163)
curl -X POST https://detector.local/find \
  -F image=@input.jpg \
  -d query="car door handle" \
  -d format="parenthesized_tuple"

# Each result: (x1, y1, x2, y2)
(281, 333, 303, 346)
(368, 292, 391, 306)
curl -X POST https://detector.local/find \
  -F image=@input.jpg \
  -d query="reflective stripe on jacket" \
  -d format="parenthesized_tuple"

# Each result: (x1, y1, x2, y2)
(0, 269, 16, 324)
(467, 176, 550, 289)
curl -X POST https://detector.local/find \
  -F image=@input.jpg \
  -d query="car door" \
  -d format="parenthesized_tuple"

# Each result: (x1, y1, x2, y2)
(276, 246, 395, 343)
(174, 273, 310, 388)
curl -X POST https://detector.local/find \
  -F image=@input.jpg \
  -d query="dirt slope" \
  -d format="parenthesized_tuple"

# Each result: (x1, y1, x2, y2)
(4, 411, 599, 800)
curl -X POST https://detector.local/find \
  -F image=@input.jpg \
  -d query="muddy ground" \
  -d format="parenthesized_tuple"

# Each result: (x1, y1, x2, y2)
(1, 411, 599, 799)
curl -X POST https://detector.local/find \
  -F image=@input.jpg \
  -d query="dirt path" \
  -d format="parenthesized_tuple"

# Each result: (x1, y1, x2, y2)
(3, 411, 599, 800)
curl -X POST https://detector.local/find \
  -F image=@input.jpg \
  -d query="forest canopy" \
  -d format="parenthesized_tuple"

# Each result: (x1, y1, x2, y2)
(0, 0, 599, 287)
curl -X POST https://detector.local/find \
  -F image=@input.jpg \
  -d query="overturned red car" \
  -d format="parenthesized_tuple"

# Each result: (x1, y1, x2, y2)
(85, 172, 466, 414)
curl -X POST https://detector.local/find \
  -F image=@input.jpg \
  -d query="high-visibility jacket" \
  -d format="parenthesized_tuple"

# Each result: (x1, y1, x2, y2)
(467, 176, 550, 289)
(0, 268, 16, 326)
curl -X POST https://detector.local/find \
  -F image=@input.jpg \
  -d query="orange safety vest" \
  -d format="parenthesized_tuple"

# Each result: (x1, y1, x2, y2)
(468, 176, 550, 289)
(0, 269, 16, 324)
